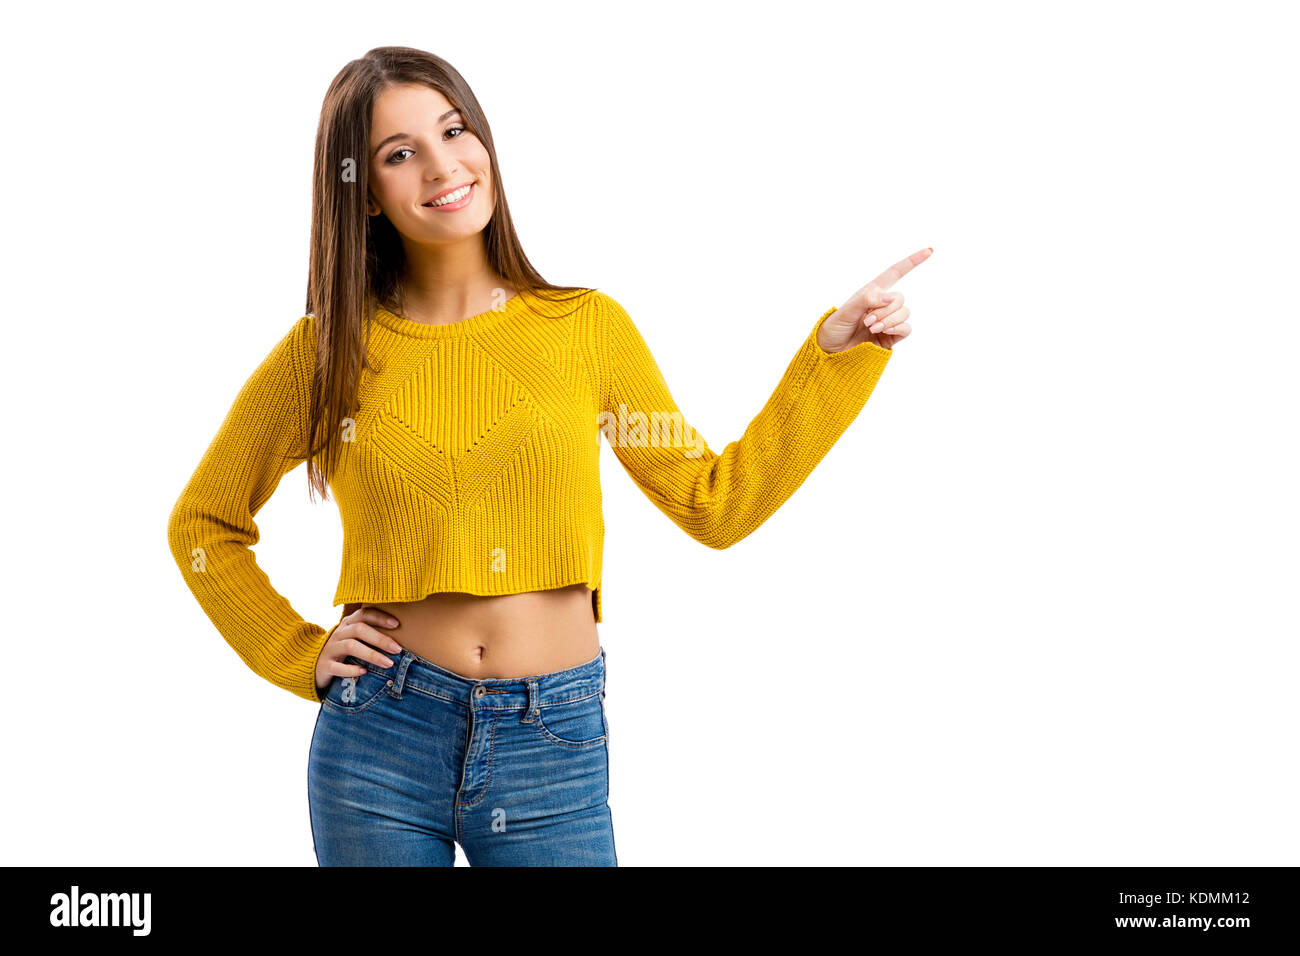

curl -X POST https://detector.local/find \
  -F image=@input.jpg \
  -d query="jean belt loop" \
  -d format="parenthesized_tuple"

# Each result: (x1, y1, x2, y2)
(388, 651, 413, 699)
(523, 678, 540, 723)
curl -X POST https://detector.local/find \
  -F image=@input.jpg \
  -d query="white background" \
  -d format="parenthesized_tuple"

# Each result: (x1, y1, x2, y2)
(2, 0, 1296, 866)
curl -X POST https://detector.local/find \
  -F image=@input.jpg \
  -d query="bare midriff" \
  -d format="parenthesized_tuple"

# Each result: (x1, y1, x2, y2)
(341, 583, 599, 680)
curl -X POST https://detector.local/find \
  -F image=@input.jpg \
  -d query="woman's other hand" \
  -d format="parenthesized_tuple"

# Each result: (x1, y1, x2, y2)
(314, 605, 404, 697)
(819, 246, 932, 353)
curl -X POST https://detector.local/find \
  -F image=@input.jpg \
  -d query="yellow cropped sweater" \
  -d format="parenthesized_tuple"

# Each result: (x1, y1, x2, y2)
(167, 288, 893, 702)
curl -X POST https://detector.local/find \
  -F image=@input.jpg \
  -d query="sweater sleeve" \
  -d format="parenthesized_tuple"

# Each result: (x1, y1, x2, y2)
(594, 290, 893, 549)
(166, 314, 335, 703)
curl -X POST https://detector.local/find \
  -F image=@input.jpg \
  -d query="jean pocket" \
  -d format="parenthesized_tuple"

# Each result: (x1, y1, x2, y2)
(532, 693, 607, 749)
(320, 655, 394, 715)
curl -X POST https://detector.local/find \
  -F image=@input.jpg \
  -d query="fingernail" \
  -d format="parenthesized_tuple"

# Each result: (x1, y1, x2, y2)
(882, 294, 896, 302)
(382, 657, 394, 667)
(869, 322, 885, 333)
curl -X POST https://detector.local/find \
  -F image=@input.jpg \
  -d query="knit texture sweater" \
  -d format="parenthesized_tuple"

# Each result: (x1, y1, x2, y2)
(167, 288, 893, 702)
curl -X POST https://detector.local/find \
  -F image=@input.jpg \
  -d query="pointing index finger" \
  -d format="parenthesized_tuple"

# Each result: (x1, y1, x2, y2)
(871, 247, 933, 291)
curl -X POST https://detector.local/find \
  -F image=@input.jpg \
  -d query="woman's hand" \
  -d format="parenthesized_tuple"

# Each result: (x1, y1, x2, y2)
(818, 246, 932, 353)
(314, 605, 404, 696)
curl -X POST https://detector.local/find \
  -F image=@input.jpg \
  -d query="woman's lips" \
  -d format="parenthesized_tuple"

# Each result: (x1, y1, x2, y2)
(423, 183, 475, 212)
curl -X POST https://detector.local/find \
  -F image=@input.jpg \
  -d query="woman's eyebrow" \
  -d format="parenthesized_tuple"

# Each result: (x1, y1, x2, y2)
(371, 109, 462, 156)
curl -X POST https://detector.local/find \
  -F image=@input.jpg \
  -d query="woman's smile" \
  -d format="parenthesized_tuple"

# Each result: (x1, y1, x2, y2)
(422, 181, 476, 211)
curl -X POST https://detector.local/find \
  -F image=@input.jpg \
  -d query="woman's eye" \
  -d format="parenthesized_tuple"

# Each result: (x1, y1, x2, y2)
(446, 125, 466, 138)
(386, 147, 413, 164)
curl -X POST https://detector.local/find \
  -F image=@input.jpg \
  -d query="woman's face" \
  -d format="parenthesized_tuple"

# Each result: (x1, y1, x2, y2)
(367, 83, 495, 245)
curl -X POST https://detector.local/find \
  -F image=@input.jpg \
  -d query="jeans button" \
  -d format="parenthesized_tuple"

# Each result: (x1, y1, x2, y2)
(474, 686, 486, 698)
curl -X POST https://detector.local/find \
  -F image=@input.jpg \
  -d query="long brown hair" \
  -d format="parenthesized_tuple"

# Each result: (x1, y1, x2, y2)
(302, 45, 589, 501)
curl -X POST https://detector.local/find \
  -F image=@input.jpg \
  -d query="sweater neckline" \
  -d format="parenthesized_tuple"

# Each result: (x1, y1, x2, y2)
(370, 289, 524, 339)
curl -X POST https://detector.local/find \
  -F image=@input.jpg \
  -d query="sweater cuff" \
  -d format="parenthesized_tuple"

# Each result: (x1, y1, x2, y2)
(297, 624, 336, 704)
(810, 306, 895, 358)
(798, 306, 894, 389)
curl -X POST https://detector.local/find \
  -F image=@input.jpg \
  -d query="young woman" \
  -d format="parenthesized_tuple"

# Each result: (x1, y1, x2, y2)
(167, 45, 929, 867)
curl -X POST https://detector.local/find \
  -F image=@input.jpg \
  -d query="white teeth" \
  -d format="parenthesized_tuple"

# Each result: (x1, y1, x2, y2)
(427, 184, 471, 206)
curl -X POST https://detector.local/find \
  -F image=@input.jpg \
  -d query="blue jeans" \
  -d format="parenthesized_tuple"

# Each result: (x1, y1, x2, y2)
(308, 645, 616, 866)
